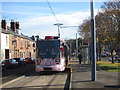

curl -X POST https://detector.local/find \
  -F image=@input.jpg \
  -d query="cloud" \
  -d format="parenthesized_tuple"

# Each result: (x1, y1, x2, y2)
(57, 11, 91, 25)
(21, 9, 100, 39)
(20, 10, 98, 39)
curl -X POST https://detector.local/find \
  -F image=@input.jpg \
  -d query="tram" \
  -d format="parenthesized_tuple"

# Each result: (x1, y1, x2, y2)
(35, 36, 69, 72)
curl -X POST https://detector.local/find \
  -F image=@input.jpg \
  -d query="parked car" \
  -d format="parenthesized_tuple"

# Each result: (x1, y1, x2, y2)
(113, 55, 120, 61)
(14, 57, 26, 67)
(25, 57, 35, 64)
(106, 52, 111, 56)
(3, 59, 18, 69)
(101, 53, 107, 57)
(0, 60, 6, 71)
(109, 55, 120, 62)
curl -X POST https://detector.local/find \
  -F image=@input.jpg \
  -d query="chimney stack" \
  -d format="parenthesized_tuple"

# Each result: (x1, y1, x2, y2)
(16, 22, 20, 29)
(15, 22, 21, 34)
(10, 19, 16, 32)
(1, 19, 7, 30)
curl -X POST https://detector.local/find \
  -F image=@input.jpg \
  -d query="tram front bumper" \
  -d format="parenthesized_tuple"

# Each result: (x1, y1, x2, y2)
(36, 65, 65, 72)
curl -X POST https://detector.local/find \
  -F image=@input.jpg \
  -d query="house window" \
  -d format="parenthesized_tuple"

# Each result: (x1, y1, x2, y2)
(6, 36, 8, 46)
(33, 43, 35, 47)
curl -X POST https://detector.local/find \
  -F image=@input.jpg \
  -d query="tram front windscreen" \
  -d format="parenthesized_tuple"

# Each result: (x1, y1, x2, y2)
(37, 40, 60, 58)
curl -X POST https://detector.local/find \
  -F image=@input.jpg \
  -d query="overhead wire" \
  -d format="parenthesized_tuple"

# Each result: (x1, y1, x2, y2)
(46, 0, 79, 39)
(60, 26, 79, 39)
(46, 0, 59, 23)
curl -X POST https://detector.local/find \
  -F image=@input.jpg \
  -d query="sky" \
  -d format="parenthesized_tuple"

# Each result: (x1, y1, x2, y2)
(1, 0, 109, 39)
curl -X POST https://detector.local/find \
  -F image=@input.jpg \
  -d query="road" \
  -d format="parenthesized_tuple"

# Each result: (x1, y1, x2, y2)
(0, 64, 70, 89)
(1, 64, 35, 84)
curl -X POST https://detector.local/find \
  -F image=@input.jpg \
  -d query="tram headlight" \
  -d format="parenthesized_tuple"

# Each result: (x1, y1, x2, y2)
(36, 58, 41, 65)
(55, 58, 60, 62)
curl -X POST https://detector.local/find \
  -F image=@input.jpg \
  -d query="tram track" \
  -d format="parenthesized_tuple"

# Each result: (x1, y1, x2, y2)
(1, 71, 70, 90)
(43, 74, 58, 90)
(42, 71, 70, 89)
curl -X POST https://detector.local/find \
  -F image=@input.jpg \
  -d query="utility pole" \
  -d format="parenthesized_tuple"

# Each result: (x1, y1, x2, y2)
(76, 33, 78, 60)
(0, 28, 1, 85)
(90, 0, 96, 81)
(0, 9, 1, 64)
(70, 42, 72, 57)
(0, 24, 2, 60)
(54, 23, 63, 37)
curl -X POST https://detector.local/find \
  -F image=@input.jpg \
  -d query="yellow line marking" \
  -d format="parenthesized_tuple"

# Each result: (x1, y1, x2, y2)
(70, 67, 72, 72)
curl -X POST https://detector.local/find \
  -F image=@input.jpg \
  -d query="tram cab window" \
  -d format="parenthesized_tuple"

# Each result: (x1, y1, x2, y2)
(61, 51, 64, 58)
(38, 41, 60, 58)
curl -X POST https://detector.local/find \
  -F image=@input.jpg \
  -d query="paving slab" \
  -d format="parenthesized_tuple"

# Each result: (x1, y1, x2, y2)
(69, 60, 120, 89)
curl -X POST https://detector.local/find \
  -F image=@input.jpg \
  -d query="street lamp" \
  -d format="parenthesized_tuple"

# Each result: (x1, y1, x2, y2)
(54, 23, 63, 37)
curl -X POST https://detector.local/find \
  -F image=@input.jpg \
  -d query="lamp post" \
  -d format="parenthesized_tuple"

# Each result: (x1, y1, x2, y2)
(54, 23, 63, 37)
(90, 0, 96, 81)
(0, 15, 1, 65)
(0, 24, 2, 59)
(76, 33, 78, 60)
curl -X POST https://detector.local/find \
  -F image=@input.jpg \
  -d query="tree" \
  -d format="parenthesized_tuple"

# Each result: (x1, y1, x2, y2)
(78, 1, 120, 63)
(100, 1, 120, 63)
(78, 18, 91, 43)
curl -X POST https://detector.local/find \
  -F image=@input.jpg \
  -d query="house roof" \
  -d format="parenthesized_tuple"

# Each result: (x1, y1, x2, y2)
(2, 28, 34, 42)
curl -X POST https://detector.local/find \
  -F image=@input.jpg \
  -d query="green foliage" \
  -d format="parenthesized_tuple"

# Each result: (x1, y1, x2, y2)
(97, 61, 120, 72)
(106, 69, 120, 72)
(78, 1, 120, 63)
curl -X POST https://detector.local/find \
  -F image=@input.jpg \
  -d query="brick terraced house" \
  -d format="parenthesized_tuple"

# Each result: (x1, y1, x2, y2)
(1, 19, 36, 60)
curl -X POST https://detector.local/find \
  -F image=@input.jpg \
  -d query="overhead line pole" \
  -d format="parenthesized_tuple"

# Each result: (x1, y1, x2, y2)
(90, 0, 96, 81)
(0, 24, 1, 86)
(0, 25, 1, 62)
(54, 23, 63, 37)
(76, 33, 78, 60)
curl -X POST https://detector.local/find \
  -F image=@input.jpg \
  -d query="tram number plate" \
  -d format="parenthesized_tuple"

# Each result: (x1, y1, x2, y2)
(44, 67, 52, 71)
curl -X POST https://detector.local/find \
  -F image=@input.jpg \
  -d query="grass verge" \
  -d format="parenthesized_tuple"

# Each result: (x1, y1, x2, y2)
(97, 61, 120, 72)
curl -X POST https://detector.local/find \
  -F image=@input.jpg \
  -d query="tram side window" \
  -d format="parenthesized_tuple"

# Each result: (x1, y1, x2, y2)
(64, 46, 68, 59)
(60, 44, 65, 58)
(60, 50, 64, 58)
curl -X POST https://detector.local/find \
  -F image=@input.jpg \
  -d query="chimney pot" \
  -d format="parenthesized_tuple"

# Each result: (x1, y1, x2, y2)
(16, 22, 20, 29)
(1, 19, 7, 30)
(10, 19, 16, 32)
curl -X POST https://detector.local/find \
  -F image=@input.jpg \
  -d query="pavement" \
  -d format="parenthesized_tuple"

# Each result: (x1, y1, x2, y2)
(69, 60, 120, 89)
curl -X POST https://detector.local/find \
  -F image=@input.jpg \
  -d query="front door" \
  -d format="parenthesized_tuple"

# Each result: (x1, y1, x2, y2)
(5, 49, 9, 59)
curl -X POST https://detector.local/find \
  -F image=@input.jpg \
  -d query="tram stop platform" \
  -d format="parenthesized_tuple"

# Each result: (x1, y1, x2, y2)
(69, 60, 119, 89)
